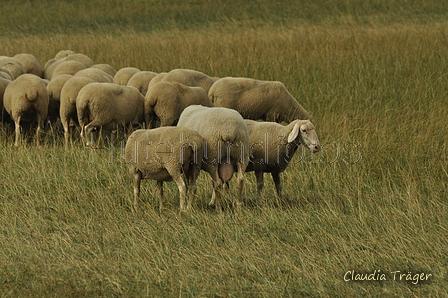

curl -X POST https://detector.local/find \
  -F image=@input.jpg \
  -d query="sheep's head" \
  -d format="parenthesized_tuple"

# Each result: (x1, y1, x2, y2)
(288, 120, 320, 153)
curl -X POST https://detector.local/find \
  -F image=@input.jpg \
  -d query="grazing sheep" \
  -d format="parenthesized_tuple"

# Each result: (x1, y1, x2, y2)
(74, 68, 114, 82)
(127, 71, 158, 95)
(177, 105, 249, 211)
(44, 52, 94, 80)
(113, 67, 140, 85)
(47, 74, 73, 124)
(91, 63, 117, 77)
(13, 53, 44, 78)
(77, 82, 144, 146)
(125, 127, 204, 211)
(3, 74, 49, 146)
(0, 56, 26, 80)
(50, 60, 86, 80)
(209, 77, 312, 123)
(147, 72, 167, 89)
(60, 76, 96, 148)
(245, 119, 320, 203)
(145, 81, 214, 129)
(0, 77, 11, 122)
(161, 68, 218, 93)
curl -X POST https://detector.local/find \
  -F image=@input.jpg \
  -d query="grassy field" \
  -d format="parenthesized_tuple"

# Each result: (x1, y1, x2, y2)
(1, 0, 447, 297)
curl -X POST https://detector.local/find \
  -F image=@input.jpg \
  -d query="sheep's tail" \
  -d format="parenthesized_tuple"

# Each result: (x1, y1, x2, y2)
(25, 89, 39, 102)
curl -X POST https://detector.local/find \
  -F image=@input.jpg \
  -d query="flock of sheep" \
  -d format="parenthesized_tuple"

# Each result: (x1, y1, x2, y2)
(0, 50, 321, 211)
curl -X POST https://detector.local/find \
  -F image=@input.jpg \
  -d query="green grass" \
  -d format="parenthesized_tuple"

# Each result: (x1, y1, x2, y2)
(0, 0, 448, 297)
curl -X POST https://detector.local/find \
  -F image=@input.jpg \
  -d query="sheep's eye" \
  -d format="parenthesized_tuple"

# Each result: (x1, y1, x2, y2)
(301, 129, 307, 133)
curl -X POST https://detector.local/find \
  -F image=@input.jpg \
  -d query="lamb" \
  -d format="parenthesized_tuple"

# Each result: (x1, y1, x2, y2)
(13, 53, 44, 78)
(60, 76, 96, 148)
(125, 127, 204, 211)
(91, 64, 117, 78)
(3, 74, 49, 146)
(209, 77, 312, 123)
(145, 81, 214, 129)
(0, 56, 26, 80)
(113, 67, 140, 85)
(161, 68, 218, 93)
(127, 71, 158, 95)
(46, 74, 73, 124)
(74, 68, 114, 82)
(77, 82, 144, 146)
(50, 60, 86, 80)
(177, 105, 250, 211)
(245, 119, 320, 203)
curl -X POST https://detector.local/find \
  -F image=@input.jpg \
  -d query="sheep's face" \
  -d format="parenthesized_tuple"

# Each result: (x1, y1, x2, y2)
(289, 121, 320, 153)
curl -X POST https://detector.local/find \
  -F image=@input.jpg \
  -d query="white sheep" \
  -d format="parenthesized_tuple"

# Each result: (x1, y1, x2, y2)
(147, 72, 167, 89)
(161, 68, 218, 93)
(127, 71, 158, 95)
(0, 56, 26, 80)
(44, 52, 94, 80)
(46, 74, 73, 124)
(209, 77, 312, 123)
(50, 60, 86, 80)
(177, 105, 249, 211)
(54, 50, 75, 59)
(145, 81, 214, 129)
(13, 53, 44, 78)
(77, 82, 144, 146)
(245, 119, 320, 203)
(113, 67, 140, 85)
(60, 76, 96, 148)
(3, 74, 49, 146)
(91, 63, 117, 78)
(125, 127, 204, 211)
(74, 68, 114, 83)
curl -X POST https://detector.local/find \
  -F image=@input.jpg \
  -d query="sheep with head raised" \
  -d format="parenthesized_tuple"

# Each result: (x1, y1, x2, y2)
(145, 81, 213, 129)
(209, 77, 312, 123)
(3, 74, 49, 146)
(177, 105, 249, 211)
(127, 71, 158, 96)
(245, 119, 320, 204)
(74, 68, 114, 83)
(13, 53, 44, 78)
(113, 67, 140, 85)
(161, 68, 218, 93)
(77, 82, 144, 146)
(125, 127, 204, 211)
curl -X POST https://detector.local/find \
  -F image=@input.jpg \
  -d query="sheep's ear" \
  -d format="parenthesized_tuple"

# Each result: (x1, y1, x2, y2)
(288, 123, 300, 143)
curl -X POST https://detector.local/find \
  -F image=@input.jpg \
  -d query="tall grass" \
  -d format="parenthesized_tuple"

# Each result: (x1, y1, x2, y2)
(0, 1, 447, 297)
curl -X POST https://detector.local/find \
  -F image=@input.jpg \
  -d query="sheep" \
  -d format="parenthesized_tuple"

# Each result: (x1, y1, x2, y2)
(245, 119, 320, 204)
(3, 74, 49, 146)
(91, 63, 117, 78)
(46, 74, 73, 125)
(13, 53, 44, 78)
(125, 127, 204, 211)
(0, 56, 26, 80)
(74, 68, 114, 83)
(0, 77, 11, 123)
(147, 72, 167, 89)
(77, 82, 144, 146)
(50, 60, 86, 80)
(145, 81, 214, 129)
(44, 52, 94, 80)
(209, 77, 312, 124)
(54, 50, 76, 59)
(127, 71, 158, 95)
(177, 105, 250, 211)
(113, 67, 140, 85)
(60, 76, 96, 148)
(161, 68, 218, 93)
(63, 53, 94, 68)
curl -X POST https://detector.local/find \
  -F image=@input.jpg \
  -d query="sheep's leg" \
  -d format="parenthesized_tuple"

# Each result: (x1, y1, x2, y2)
(157, 181, 164, 213)
(173, 174, 187, 211)
(255, 171, 264, 205)
(62, 117, 70, 149)
(235, 162, 244, 210)
(186, 165, 199, 210)
(14, 115, 22, 147)
(36, 112, 44, 146)
(271, 172, 283, 204)
(133, 170, 142, 211)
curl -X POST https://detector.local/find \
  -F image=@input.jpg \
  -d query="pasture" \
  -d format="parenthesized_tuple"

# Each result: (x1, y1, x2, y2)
(0, 0, 447, 297)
